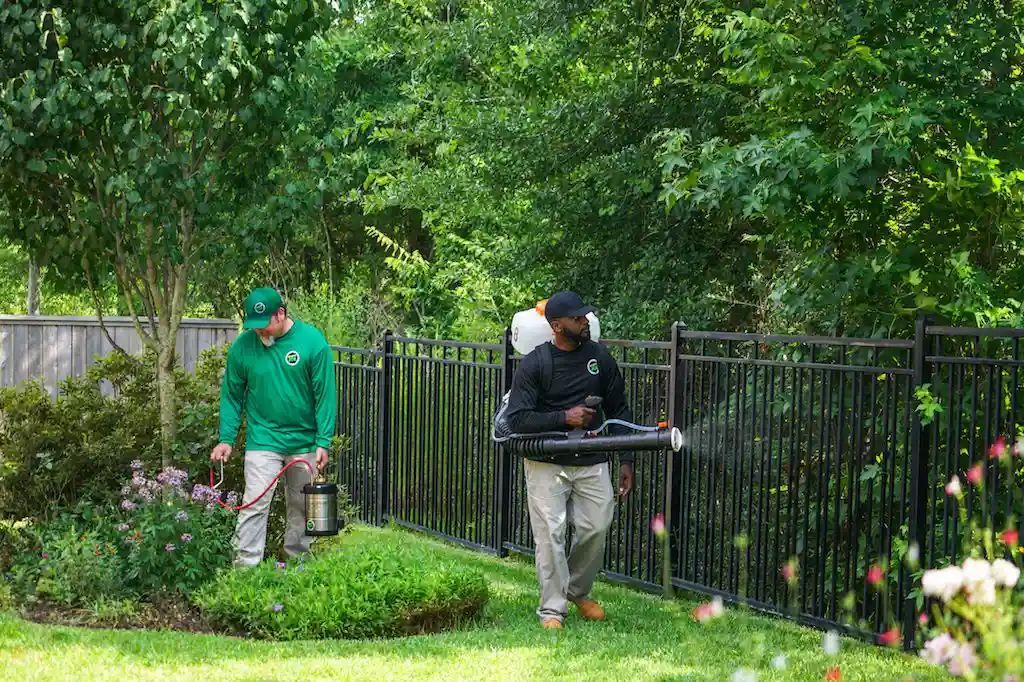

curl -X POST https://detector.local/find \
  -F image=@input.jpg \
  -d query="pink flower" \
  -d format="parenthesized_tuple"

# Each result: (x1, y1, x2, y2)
(1002, 529, 1020, 547)
(947, 641, 977, 676)
(272, 603, 284, 612)
(967, 463, 984, 485)
(879, 627, 900, 647)
(782, 560, 797, 583)
(180, 534, 192, 543)
(826, 666, 841, 681)
(919, 612, 928, 626)
(867, 564, 884, 586)
(165, 544, 176, 552)
(650, 513, 666, 539)
(989, 437, 1008, 459)
(945, 475, 962, 496)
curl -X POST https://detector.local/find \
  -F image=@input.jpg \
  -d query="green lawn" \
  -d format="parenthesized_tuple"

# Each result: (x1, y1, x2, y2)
(1, 524, 949, 681)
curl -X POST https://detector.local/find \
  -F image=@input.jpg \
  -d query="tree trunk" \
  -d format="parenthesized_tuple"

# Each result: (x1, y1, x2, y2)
(156, 342, 177, 469)
(26, 257, 40, 315)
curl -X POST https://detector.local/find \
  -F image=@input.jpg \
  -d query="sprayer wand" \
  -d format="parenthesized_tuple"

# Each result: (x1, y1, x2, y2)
(209, 458, 316, 511)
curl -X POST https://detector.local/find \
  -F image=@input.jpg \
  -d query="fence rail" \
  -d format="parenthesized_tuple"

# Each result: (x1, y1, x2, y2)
(330, 320, 1024, 651)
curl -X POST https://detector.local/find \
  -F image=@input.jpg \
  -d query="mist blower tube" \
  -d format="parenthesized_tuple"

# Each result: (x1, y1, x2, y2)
(209, 458, 343, 537)
(507, 427, 684, 458)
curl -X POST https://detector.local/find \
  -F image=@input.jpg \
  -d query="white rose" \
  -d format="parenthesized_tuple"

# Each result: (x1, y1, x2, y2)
(967, 578, 997, 606)
(710, 596, 725, 617)
(922, 566, 965, 603)
(962, 558, 991, 586)
(992, 559, 1021, 588)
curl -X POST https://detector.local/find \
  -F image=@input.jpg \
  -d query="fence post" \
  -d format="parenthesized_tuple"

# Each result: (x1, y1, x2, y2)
(375, 331, 393, 527)
(493, 327, 515, 557)
(903, 316, 932, 650)
(663, 321, 685, 599)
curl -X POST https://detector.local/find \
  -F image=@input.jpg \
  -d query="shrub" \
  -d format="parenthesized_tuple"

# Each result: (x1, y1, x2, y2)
(114, 461, 238, 598)
(194, 530, 490, 640)
(0, 345, 244, 523)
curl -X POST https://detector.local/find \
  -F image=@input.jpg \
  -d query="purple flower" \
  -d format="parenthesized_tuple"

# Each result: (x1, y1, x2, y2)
(117, 523, 130, 532)
(130, 459, 143, 470)
(272, 603, 283, 612)
(226, 492, 240, 507)
(41, 552, 49, 560)
(120, 485, 132, 496)
(165, 544, 176, 552)
(180, 534, 192, 543)
(276, 561, 286, 570)
(121, 500, 136, 511)
(175, 511, 189, 521)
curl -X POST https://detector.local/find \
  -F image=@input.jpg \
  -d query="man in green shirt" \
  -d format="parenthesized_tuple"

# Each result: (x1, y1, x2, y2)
(211, 287, 337, 567)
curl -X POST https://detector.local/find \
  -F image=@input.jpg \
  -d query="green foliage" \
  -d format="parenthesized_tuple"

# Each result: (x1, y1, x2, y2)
(195, 528, 490, 640)
(0, 344, 234, 523)
(31, 527, 123, 607)
(658, 0, 1024, 337)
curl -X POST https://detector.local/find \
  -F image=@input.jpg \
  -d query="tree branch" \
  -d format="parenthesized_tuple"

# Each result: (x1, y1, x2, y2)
(82, 256, 141, 361)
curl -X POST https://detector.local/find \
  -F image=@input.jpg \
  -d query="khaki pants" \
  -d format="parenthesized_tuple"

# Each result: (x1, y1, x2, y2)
(524, 459, 615, 623)
(233, 450, 313, 568)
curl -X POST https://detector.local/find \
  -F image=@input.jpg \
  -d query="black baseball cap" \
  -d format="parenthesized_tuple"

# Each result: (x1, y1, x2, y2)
(543, 291, 597, 322)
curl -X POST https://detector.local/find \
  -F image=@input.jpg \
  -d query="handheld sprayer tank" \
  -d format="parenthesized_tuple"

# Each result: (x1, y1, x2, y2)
(211, 460, 344, 537)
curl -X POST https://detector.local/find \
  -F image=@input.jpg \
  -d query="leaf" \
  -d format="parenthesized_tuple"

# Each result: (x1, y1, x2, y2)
(27, 158, 47, 173)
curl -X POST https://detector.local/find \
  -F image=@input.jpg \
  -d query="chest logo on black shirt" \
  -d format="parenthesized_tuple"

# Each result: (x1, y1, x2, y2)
(587, 358, 599, 375)
(285, 350, 301, 366)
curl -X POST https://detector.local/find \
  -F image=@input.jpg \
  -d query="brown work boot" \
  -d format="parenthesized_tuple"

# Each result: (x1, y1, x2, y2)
(570, 598, 606, 621)
(542, 618, 563, 629)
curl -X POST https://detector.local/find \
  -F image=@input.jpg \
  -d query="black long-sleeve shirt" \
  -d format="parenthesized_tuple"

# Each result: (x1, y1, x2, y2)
(505, 340, 635, 466)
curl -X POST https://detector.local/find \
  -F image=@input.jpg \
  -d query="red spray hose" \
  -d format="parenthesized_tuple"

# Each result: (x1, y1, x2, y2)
(209, 458, 316, 511)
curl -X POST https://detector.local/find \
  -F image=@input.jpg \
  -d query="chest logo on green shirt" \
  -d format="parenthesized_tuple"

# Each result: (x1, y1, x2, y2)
(587, 358, 599, 375)
(285, 350, 301, 366)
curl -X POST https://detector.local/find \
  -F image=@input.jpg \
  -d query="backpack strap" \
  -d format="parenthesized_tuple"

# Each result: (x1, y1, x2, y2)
(540, 341, 554, 394)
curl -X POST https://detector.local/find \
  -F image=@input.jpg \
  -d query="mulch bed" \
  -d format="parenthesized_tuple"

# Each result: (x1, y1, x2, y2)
(16, 599, 249, 638)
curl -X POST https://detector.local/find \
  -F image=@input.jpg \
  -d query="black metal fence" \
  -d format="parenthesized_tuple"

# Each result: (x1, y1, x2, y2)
(331, 321, 1024, 650)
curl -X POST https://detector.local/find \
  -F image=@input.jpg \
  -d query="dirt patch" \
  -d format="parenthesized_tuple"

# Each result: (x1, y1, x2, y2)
(16, 599, 249, 638)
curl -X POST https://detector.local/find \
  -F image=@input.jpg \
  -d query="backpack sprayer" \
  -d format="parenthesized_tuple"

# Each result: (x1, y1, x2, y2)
(495, 300, 685, 458)
(494, 395, 684, 458)
(209, 458, 343, 537)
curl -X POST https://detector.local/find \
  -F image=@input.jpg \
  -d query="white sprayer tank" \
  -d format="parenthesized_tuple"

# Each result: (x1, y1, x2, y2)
(511, 300, 600, 356)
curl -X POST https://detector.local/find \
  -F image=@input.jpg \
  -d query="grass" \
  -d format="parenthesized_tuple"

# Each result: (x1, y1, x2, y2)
(1, 523, 951, 681)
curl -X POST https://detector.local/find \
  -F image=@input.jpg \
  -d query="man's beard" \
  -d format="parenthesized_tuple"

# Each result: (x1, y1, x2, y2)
(563, 327, 590, 345)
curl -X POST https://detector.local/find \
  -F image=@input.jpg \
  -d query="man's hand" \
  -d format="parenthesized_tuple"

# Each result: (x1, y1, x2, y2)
(617, 463, 634, 500)
(315, 447, 329, 473)
(565, 405, 596, 428)
(210, 443, 232, 463)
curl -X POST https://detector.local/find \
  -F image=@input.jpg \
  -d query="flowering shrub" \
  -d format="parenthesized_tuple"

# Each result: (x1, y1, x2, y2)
(116, 460, 238, 598)
(915, 436, 1024, 680)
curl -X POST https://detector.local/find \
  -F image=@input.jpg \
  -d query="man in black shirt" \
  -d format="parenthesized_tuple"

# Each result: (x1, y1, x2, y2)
(505, 290, 635, 629)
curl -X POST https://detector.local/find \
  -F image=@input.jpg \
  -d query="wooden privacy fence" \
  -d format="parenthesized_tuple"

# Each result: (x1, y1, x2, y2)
(0, 315, 239, 395)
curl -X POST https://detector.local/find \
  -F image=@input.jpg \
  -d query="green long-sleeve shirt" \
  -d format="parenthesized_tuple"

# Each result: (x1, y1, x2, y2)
(218, 320, 337, 454)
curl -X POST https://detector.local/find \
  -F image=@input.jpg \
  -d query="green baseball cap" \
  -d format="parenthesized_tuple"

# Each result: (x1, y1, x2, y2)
(242, 287, 284, 329)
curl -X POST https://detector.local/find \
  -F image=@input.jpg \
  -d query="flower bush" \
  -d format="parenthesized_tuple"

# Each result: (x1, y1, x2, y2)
(114, 460, 238, 598)
(6, 461, 240, 607)
(915, 436, 1024, 680)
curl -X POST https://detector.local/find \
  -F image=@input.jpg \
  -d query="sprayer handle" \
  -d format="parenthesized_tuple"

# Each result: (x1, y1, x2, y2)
(584, 395, 603, 408)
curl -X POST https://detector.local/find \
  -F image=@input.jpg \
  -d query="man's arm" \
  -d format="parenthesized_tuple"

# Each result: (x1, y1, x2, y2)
(311, 342, 337, 449)
(504, 354, 568, 433)
(600, 352, 635, 464)
(218, 340, 247, 446)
